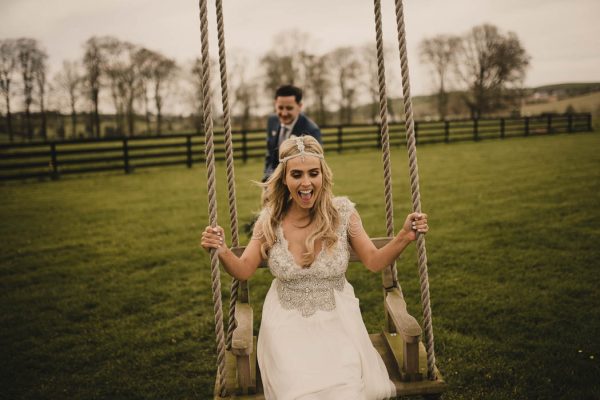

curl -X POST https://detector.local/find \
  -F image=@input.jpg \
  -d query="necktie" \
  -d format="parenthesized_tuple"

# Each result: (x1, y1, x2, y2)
(278, 126, 288, 146)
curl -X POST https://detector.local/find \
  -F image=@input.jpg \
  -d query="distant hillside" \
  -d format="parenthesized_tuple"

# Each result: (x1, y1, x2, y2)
(358, 83, 600, 122)
(530, 82, 600, 98)
(522, 91, 600, 115)
(522, 83, 600, 130)
(356, 91, 470, 122)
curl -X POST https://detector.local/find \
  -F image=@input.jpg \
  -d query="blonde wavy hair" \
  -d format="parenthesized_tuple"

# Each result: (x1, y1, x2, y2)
(255, 136, 339, 267)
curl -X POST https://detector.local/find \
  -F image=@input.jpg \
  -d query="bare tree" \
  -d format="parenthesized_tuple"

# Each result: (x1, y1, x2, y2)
(134, 48, 154, 134)
(234, 80, 257, 131)
(453, 24, 530, 118)
(133, 49, 177, 135)
(328, 47, 362, 125)
(189, 58, 204, 134)
(99, 37, 126, 135)
(16, 38, 47, 140)
(98, 37, 141, 136)
(260, 30, 314, 98)
(302, 53, 331, 126)
(261, 52, 296, 95)
(54, 60, 85, 136)
(122, 43, 141, 137)
(149, 53, 177, 135)
(83, 37, 104, 137)
(419, 34, 460, 120)
(100, 36, 130, 135)
(32, 50, 49, 140)
(362, 45, 380, 124)
(55, 60, 83, 137)
(190, 57, 218, 134)
(229, 54, 258, 131)
(0, 39, 18, 141)
(360, 43, 398, 124)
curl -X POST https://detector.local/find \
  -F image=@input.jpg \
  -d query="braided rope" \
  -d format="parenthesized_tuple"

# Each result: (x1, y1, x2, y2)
(198, 0, 227, 395)
(372, 0, 399, 288)
(214, 0, 241, 352)
(393, 0, 437, 380)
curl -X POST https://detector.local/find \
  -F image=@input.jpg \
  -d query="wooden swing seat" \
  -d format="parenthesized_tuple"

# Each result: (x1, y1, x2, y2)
(215, 238, 446, 399)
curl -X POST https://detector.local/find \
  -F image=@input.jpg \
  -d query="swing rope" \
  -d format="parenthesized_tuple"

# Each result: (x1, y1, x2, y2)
(214, 0, 242, 352)
(198, 0, 227, 395)
(393, 0, 438, 380)
(372, 0, 400, 290)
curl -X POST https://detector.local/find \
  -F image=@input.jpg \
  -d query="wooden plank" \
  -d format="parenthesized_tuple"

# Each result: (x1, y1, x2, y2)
(229, 304, 254, 394)
(380, 331, 406, 381)
(218, 337, 260, 399)
(404, 337, 420, 379)
(231, 304, 253, 356)
(236, 356, 251, 395)
(385, 289, 422, 341)
(215, 393, 264, 400)
(370, 333, 447, 397)
(382, 332, 421, 382)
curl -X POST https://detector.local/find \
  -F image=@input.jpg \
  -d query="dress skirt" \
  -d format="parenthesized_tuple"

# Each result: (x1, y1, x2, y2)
(257, 279, 396, 400)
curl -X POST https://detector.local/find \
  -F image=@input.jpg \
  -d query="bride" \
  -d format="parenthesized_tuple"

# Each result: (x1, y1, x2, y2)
(201, 135, 428, 400)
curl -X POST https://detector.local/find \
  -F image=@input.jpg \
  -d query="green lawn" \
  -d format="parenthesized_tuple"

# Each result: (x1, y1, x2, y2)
(1, 132, 599, 399)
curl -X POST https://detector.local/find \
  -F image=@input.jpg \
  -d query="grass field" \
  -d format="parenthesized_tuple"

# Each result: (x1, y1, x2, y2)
(1, 132, 599, 399)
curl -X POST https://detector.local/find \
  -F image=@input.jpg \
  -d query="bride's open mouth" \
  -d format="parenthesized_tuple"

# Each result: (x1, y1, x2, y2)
(299, 189, 313, 202)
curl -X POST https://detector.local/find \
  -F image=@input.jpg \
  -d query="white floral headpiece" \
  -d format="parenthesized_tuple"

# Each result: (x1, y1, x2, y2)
(278, 136, 324, 163)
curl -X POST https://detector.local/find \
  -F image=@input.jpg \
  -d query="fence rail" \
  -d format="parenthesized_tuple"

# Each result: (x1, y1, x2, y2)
(0, 113, 592, 181)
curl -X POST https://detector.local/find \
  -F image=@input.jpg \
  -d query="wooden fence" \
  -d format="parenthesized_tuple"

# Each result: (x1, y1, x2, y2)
(0, 113, 592, 181)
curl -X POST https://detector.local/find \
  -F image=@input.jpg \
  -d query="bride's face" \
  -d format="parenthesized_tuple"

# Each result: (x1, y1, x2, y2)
(284, 155, 323, 210)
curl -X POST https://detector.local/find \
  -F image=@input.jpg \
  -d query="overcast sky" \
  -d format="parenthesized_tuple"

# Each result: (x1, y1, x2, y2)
(2, 0, 599, 99)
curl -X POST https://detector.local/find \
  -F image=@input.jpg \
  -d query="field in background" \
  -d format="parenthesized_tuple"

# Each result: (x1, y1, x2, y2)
(1, 132, 599, 399)
(522, 91, 600, 127)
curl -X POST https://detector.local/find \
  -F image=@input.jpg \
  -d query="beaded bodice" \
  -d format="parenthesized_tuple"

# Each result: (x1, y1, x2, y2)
(268, 197, 355, 317)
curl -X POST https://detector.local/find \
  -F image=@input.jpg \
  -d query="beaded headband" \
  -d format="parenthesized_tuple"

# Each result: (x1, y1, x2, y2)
(278, 136, 324, 163)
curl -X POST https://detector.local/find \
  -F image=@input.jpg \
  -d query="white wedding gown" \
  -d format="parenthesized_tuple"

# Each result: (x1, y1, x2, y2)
(256, 197, 395, 400)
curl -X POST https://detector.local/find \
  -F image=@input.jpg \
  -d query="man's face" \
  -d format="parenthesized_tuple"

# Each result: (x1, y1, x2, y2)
(275, 95, 302, 126)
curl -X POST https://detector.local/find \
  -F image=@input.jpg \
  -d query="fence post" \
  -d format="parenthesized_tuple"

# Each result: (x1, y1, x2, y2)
(473, 118, 479, 141)
(567, 114, 573, 133)
(186, 135, 193, 168)
(587, 113, 593, 131)
(49, 142, 59, 180)
(524, 117, 530, 137)
(500, 118, 505, 139)
(547, 114, 553, 134)
(337, 125, 343, 153)
(240, 130, 247, 162)
(444, 120, 449, 143)
(123, 137, 130, 174)
(376, 123, 382, 149)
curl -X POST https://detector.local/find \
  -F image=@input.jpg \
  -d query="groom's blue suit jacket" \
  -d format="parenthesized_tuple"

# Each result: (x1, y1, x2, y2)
(263, 113, 322, 180)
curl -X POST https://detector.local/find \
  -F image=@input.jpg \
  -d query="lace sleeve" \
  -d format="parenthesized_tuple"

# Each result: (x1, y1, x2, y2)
(251, 223, 264, 240)
(251, 209, 267, 240)
(348, 210, 365, 238)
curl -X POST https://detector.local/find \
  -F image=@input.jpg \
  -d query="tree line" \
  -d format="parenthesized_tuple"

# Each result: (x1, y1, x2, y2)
(420, 24, 530, 119)
(0, 24, 529, 142)
(1, 36, 180, 141)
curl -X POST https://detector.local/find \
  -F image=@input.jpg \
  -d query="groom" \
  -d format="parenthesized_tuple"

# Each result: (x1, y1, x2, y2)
(262, 85, 322, 182)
